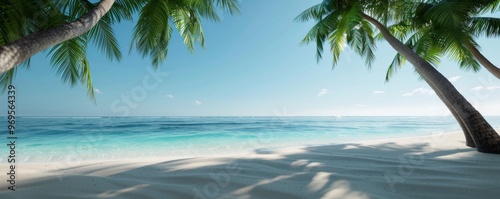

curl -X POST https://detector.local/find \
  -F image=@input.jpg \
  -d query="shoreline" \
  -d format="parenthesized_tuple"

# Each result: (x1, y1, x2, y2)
(2, 131, 500, 198)
(16, 130, 463, 165)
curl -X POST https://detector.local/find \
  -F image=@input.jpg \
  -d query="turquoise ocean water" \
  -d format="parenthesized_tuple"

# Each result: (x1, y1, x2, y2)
(1, 116, 500, 163)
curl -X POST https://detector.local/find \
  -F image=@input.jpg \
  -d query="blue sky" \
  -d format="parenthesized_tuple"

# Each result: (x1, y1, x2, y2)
(1, 0, 500, 116)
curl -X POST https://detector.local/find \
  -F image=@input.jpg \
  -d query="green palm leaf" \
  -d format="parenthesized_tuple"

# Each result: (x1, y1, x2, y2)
(214, 0, 240, 15)
(299, 1, 377, 68)
(471, 17, 500, 38)
(132, 0, 238, 68)
(172, 8, 205, 52)
(384, 0, 499, 80)
(87, 17, 122, 61)
(0, 68, 17, 91)
(48, 36, 87, 86)
(132, 0, 174, 68)
(299, 8, 342, 62)
(423, 0, 470, 28)
(295, 3, 327, 22)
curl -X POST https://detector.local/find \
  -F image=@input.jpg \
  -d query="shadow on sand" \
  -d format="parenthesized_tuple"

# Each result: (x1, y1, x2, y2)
(2, 135, 500, 199)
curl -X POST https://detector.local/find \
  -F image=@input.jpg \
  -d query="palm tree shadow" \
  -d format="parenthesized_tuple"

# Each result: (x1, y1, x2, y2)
(2, 139, 500, 199)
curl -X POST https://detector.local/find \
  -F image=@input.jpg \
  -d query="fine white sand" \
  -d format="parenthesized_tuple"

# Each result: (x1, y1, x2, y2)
(2, 131, 500, 198)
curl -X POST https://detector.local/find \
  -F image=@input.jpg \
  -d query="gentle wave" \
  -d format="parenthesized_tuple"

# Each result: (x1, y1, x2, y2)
(2, 116, 499, 162)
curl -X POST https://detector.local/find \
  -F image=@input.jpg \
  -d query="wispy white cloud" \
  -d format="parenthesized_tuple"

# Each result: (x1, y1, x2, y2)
(194, 100, 202, 106)
(354, 104, 366, 108)
(317, 89, 328, 97)
(166, 94, 174, 99)
(448, 76, 461, 83)
(94, 89, 102, 94)
(372, 90, 385, 95)
(403, 87, 435, 96)
(471, 86, 500, 91)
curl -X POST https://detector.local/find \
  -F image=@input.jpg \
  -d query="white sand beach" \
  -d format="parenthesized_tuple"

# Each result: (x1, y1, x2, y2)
(2, 131, 500, 199)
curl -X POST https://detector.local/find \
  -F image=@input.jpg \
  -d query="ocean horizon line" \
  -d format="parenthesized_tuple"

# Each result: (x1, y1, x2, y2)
(4, 115, 500, 118)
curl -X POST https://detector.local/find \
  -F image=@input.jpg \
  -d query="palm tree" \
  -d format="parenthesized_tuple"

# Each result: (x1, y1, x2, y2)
(0, 0, 239, 99)
(298, 0, 500, 153)
(380, 0, 500, 147)
(0, 0, 117, 98)
(385, 0, 500, 80)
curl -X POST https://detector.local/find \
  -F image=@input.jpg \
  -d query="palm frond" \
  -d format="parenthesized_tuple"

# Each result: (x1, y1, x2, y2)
(383, 21, 414, 41)
(87, 14, 122, 61)
(193, 0, 221, 22)
(423, 0, 471, 28)
(132, 0, 173, 67)
(0, 0, 28, 42)
(385, 53, 406, 81)
(48, 35, 97, 99)
(436, 28, 481, 71)
(115, 0, 147, 13)
(365, 0, 390, 25)
(295, 3, 325, 22)
(299, 1, 378, 69)
(172, 8, 205, 52)
(74, 0, 122, 61)
(347, 19, 376, 67)
(48, 36, 89, 91)
(214, 0, 240, 15)
(384, 25, 443, 81)
(0, 68, 16, 92)
(80, 58, 95, 101)
(328, 30, 347, 67)
(471, 17, 500, 38)
(106, 0, 147, 23)
(476, 0, 500, 13)
(89, 18, 122, 61)
(300, 9, 342, 62)
(328, 3, 364, 68)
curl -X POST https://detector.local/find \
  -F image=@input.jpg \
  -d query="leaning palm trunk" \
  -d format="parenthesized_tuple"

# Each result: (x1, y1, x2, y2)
(0, 0, 115, 74)
(465, 42, 500, 79)
(446, 103, 476, 147)
(361, 13, 500, 153)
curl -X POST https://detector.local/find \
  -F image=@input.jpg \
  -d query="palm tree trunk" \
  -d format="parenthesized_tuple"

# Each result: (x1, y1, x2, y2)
(361, 13, 500, 153)
(447, 103, 476, 147)
(0, 0, 115, 74)
(465, 41, 500, 79)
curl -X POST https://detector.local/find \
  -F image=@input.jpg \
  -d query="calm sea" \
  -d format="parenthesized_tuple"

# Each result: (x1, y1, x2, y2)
(2, 116, 500, 162)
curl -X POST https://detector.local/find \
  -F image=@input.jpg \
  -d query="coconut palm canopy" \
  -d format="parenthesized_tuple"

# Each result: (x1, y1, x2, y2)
(0, 0, 239, 100)
(385, 0, 500, 80)
(297, 0, 500, 153)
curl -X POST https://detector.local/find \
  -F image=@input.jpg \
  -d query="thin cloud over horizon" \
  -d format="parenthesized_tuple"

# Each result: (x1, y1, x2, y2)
(403, 88, 435, 96)
(317, 89, 328, 97)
